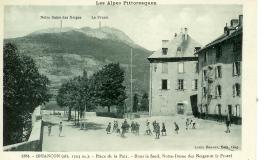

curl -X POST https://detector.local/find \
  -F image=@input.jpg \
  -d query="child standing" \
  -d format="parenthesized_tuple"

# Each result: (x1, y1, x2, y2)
(59, 122, 63, 137)
(174, 122, 179, 134)
(48, 124, 52, 136)
(106, 122, 111, 134)
(161, 122, 167, 136)
(155, 123, 160, 139)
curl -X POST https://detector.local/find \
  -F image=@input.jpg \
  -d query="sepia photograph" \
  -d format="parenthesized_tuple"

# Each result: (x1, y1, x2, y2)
(2, 4, 244, 152)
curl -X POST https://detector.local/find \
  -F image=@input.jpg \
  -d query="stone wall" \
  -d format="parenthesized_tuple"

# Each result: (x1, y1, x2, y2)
(3, 106, 44, 151)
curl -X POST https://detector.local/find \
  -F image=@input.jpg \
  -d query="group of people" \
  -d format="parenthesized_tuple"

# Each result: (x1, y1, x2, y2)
(185, 118, 196, 130)
(106, 119, 183, 139)
(106, 119, 140, 137)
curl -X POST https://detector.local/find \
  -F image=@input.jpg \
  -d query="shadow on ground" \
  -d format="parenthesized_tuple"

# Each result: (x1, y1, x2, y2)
(67, 122, 105, 130)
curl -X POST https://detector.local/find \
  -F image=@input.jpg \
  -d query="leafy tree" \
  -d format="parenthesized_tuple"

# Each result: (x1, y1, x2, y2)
(94, 63, 127, 113)
(140, 92, 149, 111)
(56, 70, 95, 121)
(3, 43, 51, 145)
(133, 93, 139, 112)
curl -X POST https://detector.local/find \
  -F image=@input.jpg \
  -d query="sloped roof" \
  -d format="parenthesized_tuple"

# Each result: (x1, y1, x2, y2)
(195, 26, 242, 54)
(148, 32, 202, 59)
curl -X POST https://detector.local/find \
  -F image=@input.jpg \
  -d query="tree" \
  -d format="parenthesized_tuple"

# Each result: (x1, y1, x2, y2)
(93, 63, 127, 113)
(133, 93, 139, 112)
(56, 69, 95, 121)
(3, 43, 51, 145)
(140, 92, 149, 111)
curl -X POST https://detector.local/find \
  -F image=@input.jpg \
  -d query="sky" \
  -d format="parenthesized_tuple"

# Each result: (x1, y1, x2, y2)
(4, 5, 242, 51)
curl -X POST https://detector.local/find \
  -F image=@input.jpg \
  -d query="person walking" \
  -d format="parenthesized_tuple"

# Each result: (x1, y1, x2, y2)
(121, 122, 126, 137)
(135, 122, 140, 136)
(185, 118, 189, 130)
(145, 121, 152, 135)
(161, 122, 167, 136)
(155, 123, 160, 139)
(59, 122, 63, 137)
(48, 123, 52, 136)
(106, 122, 111, 134)
(174, 122, 179, 134)
(225, 113, 231, 133)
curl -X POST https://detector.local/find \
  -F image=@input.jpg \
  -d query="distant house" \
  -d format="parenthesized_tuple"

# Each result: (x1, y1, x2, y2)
(147, 28, 201, 116)
(195, 15, 243, 124)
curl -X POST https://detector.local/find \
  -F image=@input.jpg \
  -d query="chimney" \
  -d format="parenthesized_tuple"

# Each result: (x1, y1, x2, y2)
(224, 23, 229, 35)
(162, 40, 169, 48)
(239, 15, 243, 26)
(230, 19, 239, 27)
(194, 47, 201, 53)
(184, 27, 188, 40)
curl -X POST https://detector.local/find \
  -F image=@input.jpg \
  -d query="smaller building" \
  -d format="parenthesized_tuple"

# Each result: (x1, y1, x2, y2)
(195, 15, 243, 124)
(148, 28, 201, 116)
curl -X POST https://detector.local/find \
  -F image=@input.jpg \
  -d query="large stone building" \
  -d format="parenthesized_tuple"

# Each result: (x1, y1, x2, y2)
(195, 15, 242, 124)
(148, 28, 201, 116)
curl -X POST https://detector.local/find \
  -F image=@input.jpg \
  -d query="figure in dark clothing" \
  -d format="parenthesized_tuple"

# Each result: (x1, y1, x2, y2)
(225, 113, 231, 133)
(145, 121, 152, 135)
(161, 122, 167, 136)
(48, 124, 52, 136)
(186, 118, 189, 130)
(174, 122, 179, 134)
(152, 120, 157, 133)
(135, 122, 140, 136)
(59, 122, 63, 137)
(155, 123, 160, 139)
(106, 122, 111, 134)
(131, 121, 135, 133)
(112, 121, 118, 133)
(121, 122, 126, 137)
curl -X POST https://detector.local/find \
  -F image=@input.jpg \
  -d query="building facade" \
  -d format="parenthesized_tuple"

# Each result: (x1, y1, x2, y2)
(195, 15, 242, 124)
(148, 28, 201, 116)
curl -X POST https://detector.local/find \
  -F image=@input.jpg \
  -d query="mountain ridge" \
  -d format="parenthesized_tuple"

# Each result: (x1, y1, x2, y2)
(5, 26, 151, 106)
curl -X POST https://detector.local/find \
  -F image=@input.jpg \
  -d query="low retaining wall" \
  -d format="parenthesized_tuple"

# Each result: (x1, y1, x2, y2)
(3, 106, 44, 151)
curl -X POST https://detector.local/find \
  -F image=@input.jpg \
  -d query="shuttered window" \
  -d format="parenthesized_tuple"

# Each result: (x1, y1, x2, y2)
(233, 62, 241, 76)
(233, 83, 241, 97)
(177, 79, 184, 90)
(162, 48, 168, 55)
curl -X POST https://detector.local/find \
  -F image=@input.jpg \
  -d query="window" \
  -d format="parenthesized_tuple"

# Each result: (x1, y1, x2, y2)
(203, 70, 207, 81)
(178, 62, 184, 73)
(177, 103, 184, 114)
(233, 83, 241, 97)
(192, 79, 198, 90)
(233, 61, 241, 76)
(162, 63, 168, 73)
(216, 45, 222, 59)
(215, 85, 222, 98)
(202, 87, 207, 97)
(161, 79, 168, 90)
(177, 47, 181, 52)
(177, 79, 186, 90)
(234, 105, 241, 117)
(162, 48, 168, 55)
(195, 62, 199, 73)
(215, 66, 222, 78)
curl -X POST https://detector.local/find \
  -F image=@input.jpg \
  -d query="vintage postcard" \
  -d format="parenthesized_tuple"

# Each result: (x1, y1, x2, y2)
(0, 0, 257, 160)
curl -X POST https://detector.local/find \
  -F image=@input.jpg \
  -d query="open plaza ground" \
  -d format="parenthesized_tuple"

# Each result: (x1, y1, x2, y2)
(42, 113, 241, 152)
